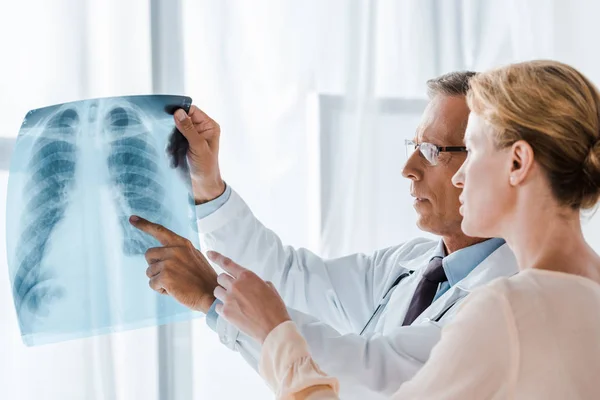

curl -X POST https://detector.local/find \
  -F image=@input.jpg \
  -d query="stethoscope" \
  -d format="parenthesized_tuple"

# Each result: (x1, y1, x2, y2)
(359, 271, 413, 335)
(358, 270, 460, 335)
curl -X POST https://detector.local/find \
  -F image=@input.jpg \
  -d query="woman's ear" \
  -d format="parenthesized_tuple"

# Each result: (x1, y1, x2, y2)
(509, 140, 534, 185)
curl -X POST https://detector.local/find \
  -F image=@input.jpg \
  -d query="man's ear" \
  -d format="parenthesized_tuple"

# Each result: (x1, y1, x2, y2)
(509, 140, 534, 185)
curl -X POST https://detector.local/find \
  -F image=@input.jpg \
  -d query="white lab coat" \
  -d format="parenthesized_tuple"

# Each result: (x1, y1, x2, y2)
(197, 189, 519, 400)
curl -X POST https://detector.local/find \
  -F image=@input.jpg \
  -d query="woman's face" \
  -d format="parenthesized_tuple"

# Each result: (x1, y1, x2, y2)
(452, 113, 513, 238)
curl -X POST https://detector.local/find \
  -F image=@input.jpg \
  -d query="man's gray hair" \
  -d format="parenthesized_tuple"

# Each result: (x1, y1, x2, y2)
(426, 71, 477, 98)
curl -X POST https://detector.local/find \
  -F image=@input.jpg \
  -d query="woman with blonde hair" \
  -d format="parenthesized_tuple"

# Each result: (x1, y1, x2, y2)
(209, 60, 600, 399)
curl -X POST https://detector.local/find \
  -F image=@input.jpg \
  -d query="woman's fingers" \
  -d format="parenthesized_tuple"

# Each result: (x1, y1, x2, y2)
(217, 273, 234, 290)
(207, 251, 245, 277)
(214, 285, 228, 302)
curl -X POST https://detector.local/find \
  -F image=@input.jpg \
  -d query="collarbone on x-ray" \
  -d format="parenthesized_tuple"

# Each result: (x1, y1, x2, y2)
(7, 95, 198, 346)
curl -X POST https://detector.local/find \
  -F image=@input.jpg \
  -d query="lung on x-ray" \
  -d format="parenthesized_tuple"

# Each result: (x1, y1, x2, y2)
(6, 95, 201, 346)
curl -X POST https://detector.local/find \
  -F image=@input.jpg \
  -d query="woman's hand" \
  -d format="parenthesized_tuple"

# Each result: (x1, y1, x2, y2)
(207, 251, 291, 344)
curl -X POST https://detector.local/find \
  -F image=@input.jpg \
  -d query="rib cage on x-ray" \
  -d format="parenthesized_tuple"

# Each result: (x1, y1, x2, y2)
(7, 96, 197, 345)
(15, 102, 170, 316)
(104, 104, 169, 256)
(14, 108, 79, 315)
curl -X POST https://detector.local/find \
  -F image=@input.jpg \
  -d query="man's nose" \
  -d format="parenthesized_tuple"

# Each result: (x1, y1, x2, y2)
(402, 149, 422, 181)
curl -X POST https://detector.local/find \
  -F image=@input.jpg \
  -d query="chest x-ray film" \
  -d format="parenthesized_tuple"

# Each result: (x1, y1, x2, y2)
(6, 95, 201, 346)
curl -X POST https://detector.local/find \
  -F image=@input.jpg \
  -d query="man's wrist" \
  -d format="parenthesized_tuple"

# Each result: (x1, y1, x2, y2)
(198, 294, 217, 314)
(193, 177, 226, 204)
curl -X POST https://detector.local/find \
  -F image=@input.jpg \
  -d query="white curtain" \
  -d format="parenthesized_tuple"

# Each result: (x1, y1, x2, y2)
(318, 0, 561, 258)
(3, 1, 600, 399)
(0, 1, 192, 399)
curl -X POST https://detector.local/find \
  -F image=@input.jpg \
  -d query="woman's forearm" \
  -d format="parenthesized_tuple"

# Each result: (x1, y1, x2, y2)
(259, 321, 340, 400)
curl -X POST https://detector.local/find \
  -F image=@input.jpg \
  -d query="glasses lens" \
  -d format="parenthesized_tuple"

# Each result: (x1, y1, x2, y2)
(419, 143, 439, 165)
(405, 140, 417, 159)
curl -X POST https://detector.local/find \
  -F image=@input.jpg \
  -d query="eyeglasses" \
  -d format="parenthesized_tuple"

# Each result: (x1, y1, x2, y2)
(404, 139, 467, 166)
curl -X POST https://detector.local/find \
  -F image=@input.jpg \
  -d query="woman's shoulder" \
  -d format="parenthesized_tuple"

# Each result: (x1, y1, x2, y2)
(502, 268, 600, 295)
(450, 269, 600, 334)
(469, 269, 600, 321)
(480, 268, 600, 293)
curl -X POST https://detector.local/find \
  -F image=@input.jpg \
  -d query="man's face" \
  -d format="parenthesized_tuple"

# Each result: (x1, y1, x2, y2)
(402, 95, 470, 237)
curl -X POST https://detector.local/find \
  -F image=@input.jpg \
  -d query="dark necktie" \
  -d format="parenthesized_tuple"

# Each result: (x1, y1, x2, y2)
(402, 256, 447, 326)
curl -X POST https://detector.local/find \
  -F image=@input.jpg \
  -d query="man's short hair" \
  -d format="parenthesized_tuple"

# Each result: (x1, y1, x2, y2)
(426, 71, 477, 98)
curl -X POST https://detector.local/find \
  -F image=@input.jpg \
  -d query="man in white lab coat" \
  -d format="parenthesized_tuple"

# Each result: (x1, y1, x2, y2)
(131, 71, 519, 400)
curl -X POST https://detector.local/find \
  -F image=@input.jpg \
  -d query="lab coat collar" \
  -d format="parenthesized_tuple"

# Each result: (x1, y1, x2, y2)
(443, 238, 506, 287)
(454, 243, 519, 292)
(414, 243, 519, 325)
